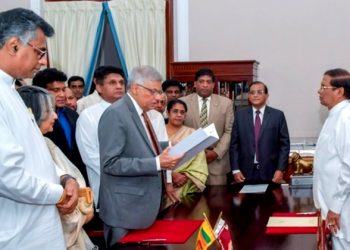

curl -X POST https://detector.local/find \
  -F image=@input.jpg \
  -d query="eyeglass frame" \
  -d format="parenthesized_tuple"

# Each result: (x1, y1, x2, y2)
(27, 42, 47, 59)
(319, 85, 338, 91)
(137, 84, 163, 96)
(248, 90, 266, 96)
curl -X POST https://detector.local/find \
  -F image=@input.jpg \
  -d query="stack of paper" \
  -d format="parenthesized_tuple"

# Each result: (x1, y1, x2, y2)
(169, 123, 219, 168)
(266, 212, 318, 234)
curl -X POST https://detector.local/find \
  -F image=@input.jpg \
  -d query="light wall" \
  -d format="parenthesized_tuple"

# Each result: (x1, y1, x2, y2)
(175, 0, 350, 140)
(0, 0, 31, 11)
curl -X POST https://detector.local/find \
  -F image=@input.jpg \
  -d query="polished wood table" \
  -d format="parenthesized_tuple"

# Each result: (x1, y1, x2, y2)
(115, 184, 317, 250)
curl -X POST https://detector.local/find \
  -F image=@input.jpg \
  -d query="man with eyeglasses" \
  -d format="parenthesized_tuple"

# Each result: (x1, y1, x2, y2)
(0, 8, 77, 249)
(230, 81, 290, 185)
(313, 68, 350, 249)
(181, 68, 234, 185)
(98, 65, 183, 248)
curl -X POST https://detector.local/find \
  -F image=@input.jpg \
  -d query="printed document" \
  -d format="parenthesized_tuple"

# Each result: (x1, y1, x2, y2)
(239, 184, 268, 194)
(169, 123, 219, 168)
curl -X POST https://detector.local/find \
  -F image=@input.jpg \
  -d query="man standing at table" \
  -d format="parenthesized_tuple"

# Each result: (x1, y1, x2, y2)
(0, 8, 78, 249)
(98, 65, 183, 247)
(229, 81, 290, 184)
(314, 68, 350, 249)
(181, 68, 234, 185)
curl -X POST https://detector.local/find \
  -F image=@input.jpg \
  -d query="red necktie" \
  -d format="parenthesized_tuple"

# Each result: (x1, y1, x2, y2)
(254, 110, 261, 162)
(142, 112, 161, 155)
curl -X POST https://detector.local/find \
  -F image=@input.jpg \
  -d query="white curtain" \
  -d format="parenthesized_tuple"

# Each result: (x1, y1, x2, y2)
(108, 0, 166, 78)
(44, 2, 102, 80)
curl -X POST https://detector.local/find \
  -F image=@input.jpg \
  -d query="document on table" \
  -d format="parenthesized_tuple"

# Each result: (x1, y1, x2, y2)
(169, 123, 219, 168)
(267, 216, 318, 227)
(239, 184, 268, 194)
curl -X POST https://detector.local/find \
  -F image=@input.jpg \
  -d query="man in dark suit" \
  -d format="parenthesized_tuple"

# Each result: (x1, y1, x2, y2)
(32, 68, 88, 185)
(229, 81, 290, 184)
(98, 65, 183, 248)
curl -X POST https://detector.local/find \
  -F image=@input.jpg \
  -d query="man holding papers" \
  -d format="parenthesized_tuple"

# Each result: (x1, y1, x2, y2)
(181, 68, 234, 185)
(230, 81, 290, 184)
(314, 69, 350, 249)
(98, 66, 183, 248)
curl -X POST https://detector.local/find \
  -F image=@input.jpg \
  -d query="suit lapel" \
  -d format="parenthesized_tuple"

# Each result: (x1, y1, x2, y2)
(260, 106, 271, 137)
(208, 94, 219, 124)
(247, 107, 254, 139)
(189, 94, 200, 127)
(125, 95, 155, 155)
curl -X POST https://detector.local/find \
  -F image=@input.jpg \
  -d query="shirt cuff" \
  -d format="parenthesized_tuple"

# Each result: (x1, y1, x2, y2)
(330, 198, 344, 214)
(232, 170, 241, 174)
(166, 170, 172, 183)
(156, 156, 161, 171)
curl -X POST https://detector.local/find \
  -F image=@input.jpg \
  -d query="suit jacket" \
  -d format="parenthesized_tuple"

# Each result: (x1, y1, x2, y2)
(98, 95, 162, 229)
(45, 107, 89, 185)
(229, 106, 290, 182)
(180, 93, 234, 183)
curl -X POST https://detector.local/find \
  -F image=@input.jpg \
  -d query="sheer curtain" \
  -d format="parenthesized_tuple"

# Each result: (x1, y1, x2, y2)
(44, 2, 102, 80)
(108, 0, 166, 78)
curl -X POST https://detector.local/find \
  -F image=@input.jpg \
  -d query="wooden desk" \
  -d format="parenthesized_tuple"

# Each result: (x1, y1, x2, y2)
(117, 184, 317, 250)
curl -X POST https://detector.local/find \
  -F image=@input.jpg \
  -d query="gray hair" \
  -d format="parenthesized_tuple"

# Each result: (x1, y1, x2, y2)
(127, 65, 162, 90)
(17, 85, 55, 127)
(0, 8, 54, 48)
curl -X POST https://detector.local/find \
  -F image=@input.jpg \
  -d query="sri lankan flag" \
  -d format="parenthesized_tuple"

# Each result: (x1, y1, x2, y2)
(195, 218, 216, 250)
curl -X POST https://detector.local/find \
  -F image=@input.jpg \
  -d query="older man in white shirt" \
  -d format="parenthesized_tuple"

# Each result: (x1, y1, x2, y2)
(0, 8, 78, 249)
(314, 68, 350, 249)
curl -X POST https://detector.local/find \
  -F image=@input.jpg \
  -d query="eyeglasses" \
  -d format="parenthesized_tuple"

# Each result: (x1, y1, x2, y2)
(248, 90, 265, 95)
(137, 84, 163, 95)
(319, 85, 338, 91)
(27, 43, 47, 59)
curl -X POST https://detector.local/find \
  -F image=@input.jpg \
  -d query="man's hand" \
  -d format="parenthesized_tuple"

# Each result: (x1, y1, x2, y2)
(172, 172, 188, 188)
(57, 178, 79, 215)
(205, 149, 218, 164)
(165, 183, 179, 204)
(159, 146, 184, 170)
(233, 172, 245, 183)
(326, 210, 340, 234)
(272, 170, 284, 183)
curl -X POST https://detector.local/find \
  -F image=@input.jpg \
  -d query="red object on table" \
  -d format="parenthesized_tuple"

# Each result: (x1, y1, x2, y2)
(119, 219, 203, 244)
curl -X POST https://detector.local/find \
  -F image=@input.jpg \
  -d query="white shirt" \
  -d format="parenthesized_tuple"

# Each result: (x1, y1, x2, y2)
(0, 69, 65, 249)
(76, 99, 111, 208)
(76, 90, 102, 114)
(313, 100, 350, 241)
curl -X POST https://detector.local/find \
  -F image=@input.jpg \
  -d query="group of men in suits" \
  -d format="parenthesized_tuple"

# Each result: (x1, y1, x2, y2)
(180, 68, 290, 186)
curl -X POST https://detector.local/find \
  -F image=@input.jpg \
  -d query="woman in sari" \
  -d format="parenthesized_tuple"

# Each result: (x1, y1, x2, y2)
(18, 86, 96, 250)
(166, 99, 208, 201)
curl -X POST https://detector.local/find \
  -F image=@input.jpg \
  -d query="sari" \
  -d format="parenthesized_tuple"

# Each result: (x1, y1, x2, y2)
(168, 126, 208, 200)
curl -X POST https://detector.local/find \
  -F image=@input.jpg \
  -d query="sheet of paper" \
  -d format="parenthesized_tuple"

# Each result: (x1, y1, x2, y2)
(267, 216, 318, 227)
(169, 123, 219, 168)
(239, 184, 268, 194)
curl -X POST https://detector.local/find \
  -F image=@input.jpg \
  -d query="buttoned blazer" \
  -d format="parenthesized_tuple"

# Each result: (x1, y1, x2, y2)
(180, 93, 234, 178)
(229, 106, 290, 182)
(98, 95, 162, 229)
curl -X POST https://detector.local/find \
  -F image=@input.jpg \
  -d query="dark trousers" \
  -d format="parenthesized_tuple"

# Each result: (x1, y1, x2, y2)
(104, 223, 128, 249)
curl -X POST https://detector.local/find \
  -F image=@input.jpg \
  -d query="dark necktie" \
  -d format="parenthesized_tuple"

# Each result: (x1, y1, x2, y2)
(200, 98, 208, 128)
(254, 110, 261, 162)
(142, 112, 161, 155)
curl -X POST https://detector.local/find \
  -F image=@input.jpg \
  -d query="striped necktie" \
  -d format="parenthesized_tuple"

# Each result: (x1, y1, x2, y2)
(200, 98, 208, 127)
(142, 112, 161, 155)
